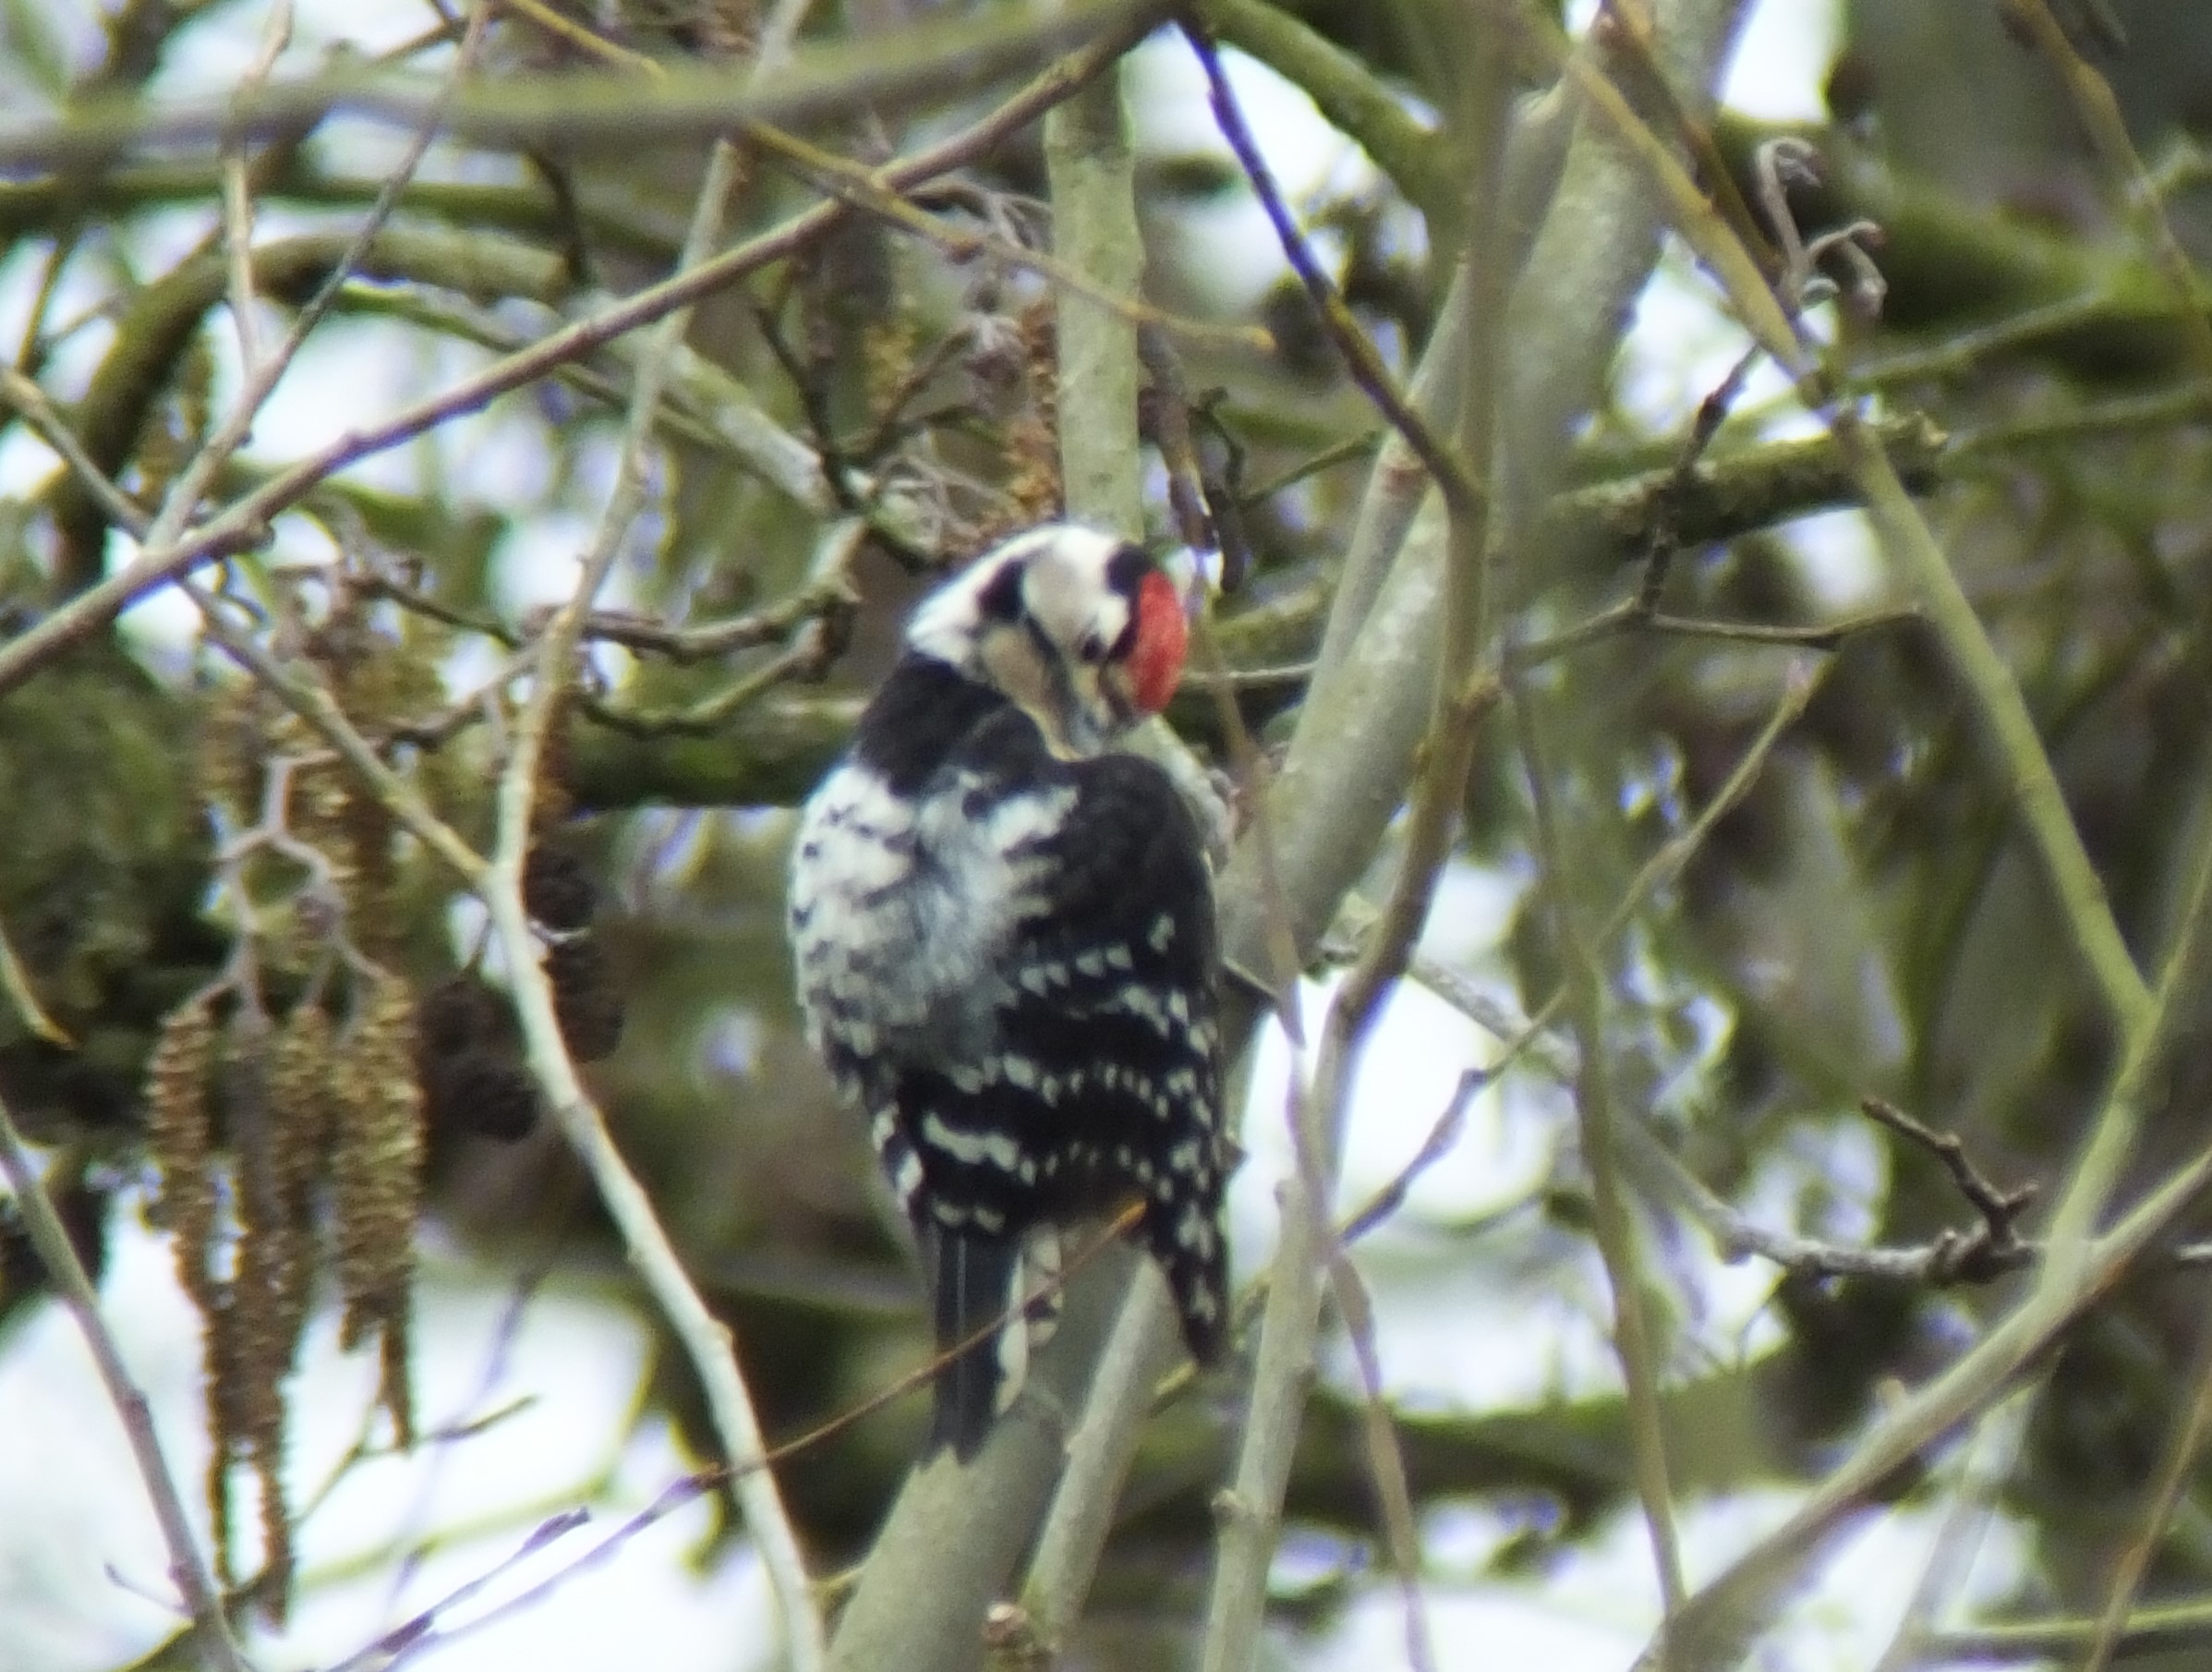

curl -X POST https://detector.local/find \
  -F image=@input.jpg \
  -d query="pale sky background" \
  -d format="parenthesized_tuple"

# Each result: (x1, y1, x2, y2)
(0, 4, 2036, 1670)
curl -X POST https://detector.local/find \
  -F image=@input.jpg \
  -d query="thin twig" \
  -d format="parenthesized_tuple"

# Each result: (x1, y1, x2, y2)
(326, 1508, 598, 1672)
(478, 42, 826, 1655)
(1336, 1068, 1490, 1248)
(1509, 598, 1920, 670)
(1179, 20, 1484, 534)
(352, 563, 853, 664)
(1923, 1594, 2212, 1666)
(1859, 1098, 2037, 1272)
(576, 520, 863, 737)
(0, 1093, 254, 1672)
(1193, 14, 1512, 1669)
(1135, 324, 1219, 555)
(1509, 671, 1686, 1624)
(1623, 1120, 2034, 1289)
(1629, 341, 1760, 612)
(220, 0, 295, 374)
(1327, 1254, 1437, 1672)
(582, 640, 828, 737)
(1235, 430, 1378, 508)
(561, 585, 854, 662)
(0, 370, 154, 533)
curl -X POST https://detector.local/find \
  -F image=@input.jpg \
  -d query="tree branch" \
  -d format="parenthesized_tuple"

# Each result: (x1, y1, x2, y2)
(479, 99, 828, 1670)
(0, 1093, 253, 1672)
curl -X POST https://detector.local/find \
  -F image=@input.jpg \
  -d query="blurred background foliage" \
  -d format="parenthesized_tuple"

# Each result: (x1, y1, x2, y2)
(9, 0, 2212, 1664)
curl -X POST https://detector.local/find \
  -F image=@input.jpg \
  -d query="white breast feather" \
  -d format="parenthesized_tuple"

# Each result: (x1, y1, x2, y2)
(792, 762, 1076, 1061)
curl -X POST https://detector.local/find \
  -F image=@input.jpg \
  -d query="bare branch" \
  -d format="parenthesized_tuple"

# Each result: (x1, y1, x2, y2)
(1179, 20, 1484, 535)
(474, 28, 831, 1659)
(218, 0, 294, 375)
(0, 1095, 254, 1672)
(1195, 8, 1514, 1666)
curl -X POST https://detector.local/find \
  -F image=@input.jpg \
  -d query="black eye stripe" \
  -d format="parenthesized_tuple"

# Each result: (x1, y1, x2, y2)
(1103, 543, 1153, 662)
(1103, 542, 1151, 597)
(977, 560, 1025, 622)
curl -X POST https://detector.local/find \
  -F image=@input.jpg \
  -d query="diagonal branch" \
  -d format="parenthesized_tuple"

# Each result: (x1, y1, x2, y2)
(476, 39, 828, 1666)
(1179, 20, 1484, 536)
(1195, 10, 1514, 1668)
(0, 1090, 254, 1672)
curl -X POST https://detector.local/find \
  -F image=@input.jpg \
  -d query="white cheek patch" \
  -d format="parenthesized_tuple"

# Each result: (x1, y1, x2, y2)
(1015, 533, 1130, 655)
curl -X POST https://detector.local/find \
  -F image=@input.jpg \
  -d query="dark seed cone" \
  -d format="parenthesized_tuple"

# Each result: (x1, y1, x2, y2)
(423, 1048, 541, 1142)
(416, 972, 513, 1058)
(415, 974, 540, 1140)
(547, 936, 625, 1062)
(524, 845, 599, 932)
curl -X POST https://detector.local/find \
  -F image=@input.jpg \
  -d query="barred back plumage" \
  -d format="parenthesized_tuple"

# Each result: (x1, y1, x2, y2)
(788, 526, 1229, 1461)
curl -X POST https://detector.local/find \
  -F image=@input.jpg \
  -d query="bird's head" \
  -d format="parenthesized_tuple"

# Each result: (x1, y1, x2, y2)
(905, 524, 1191, 757)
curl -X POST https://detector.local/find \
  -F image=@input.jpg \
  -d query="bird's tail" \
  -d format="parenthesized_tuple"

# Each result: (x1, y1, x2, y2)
(924, 1227, 1021, 1462)
(1144, 1184, 1229, 1366)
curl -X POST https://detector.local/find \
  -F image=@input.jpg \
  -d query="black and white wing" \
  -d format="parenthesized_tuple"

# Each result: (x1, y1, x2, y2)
(878, 734, 1228, 1458)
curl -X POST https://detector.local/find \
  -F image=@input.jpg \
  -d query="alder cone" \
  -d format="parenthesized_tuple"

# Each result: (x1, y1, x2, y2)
(547, 936, 626, 1062)
(523, 846, 600, 933)
(423, 1048, 541, 1142)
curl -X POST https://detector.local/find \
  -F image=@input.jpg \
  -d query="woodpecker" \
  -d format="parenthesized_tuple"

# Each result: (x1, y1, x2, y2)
(788, 524, 1228, 1461)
